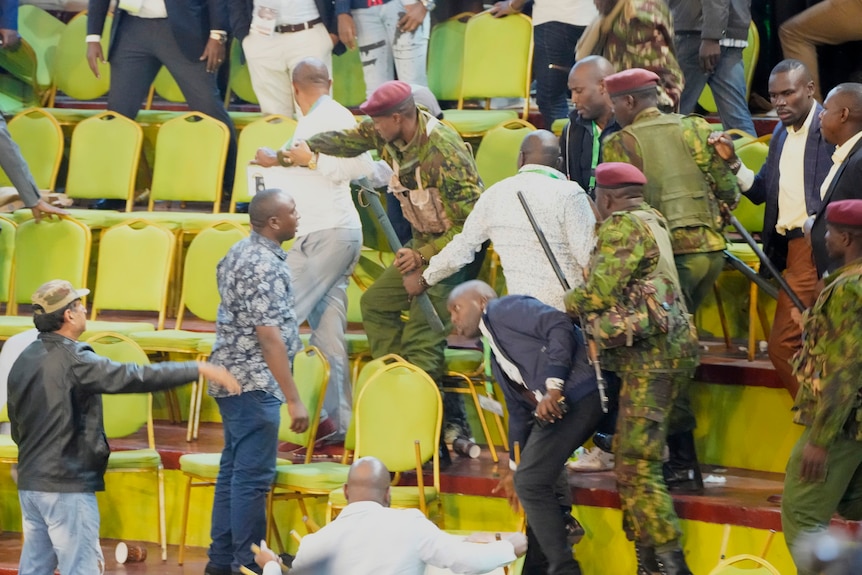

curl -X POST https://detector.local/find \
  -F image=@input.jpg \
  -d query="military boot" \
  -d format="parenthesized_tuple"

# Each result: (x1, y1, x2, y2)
(635, 544, 660, 575)
(663, 431, 703, 494)
(654, 546, 693, 575)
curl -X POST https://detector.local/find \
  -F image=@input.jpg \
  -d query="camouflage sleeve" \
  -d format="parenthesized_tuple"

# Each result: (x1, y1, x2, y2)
(601, 131, 643, 169)
(305, 118, 383, 158)
(564, 212, 656, 315)
(807, 281, 862, 448)
(626, 5, 684, 108)
(683, 116, 740, 204)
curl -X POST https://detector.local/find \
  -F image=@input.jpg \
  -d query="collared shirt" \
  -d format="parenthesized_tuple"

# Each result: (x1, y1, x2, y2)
(422, 165, 595, 311)
(775, 101, 818, 234)
(269, 501, 517, 575)
(209, 232, 301, 400)
(819, 130, 862, 199)
(254, 0, 320, 25)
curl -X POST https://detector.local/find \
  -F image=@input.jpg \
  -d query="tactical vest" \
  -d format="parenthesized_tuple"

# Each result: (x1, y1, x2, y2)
(622, 114, 719, 233)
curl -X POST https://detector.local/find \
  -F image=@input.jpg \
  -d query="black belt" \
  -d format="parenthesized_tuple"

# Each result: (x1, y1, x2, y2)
(274, 18, 323, 33)
(786, 228, 805, 240)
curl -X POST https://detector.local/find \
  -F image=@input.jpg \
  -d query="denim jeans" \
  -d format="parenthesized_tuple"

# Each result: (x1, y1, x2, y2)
(533, 21, 585, 127)
(287, 227, 362, 436)
(352, 0, 430, 98)
(18, 491, 104, 575)
(208, 390, 281, 573)
(675, 34, 756, 136)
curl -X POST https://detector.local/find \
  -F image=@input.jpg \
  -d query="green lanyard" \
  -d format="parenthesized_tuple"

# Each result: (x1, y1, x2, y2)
(589, 121, 600, 190)
(519, 165, 565, 180)
(483, 337, 494, 396)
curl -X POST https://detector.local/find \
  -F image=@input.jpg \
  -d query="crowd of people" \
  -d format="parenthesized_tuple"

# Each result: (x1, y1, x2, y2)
(3, 0, 862, 574)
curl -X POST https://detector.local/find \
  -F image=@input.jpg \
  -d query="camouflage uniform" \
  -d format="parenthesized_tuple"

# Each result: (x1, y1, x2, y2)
(782, 259, 862, 574)
(565, 205, 699, 546)
(603, 107, 738, 435)
(306, 109, 482, 433)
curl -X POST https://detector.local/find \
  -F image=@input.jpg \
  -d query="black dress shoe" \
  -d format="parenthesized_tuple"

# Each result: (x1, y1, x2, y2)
(203, 562, 232, 575)
(593, 432, 614, 453)
(655, 547, 693, 575)
(662, 463, 704, 494)
(564, 513, 585, 546)
(92, 198, 125, 210)
(635, 544, 660, 575)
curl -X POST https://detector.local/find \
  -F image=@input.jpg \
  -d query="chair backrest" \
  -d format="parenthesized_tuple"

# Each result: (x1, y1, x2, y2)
(707, 555, 780, 575)
(344, 354, 408, 452)
(52, 11, 111, 102)
(66, 111, 143, 210)
(348, 249, 391, 324)
(92, 219, 176, 329)
(458, 12, 533, 109)
(16, 5, 65, 96)
(178, 220, 249, 328)
(475, 119, 535, 187)
(427, 13, 471, 102)
(9, 217, 91, 313)
(0, 107, 63, 191)
(278, 346, 331, 463)
(698, 22, 760, 113)
(0, 37, 39, 104)
(86, 332, 154, 445)
(231, 114, 298, 209)
(332, 48, 367, 107)
(0, 216, 16, 304)
(150, 112, 230, 210)
(354, 362, 441, 479)
(226, 39, 258, 105)
(153, 66, 186, 103)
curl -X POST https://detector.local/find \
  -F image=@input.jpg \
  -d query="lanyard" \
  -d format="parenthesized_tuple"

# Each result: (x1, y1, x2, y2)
(589, 121, 600, 190)
(519, 165, 565, 180)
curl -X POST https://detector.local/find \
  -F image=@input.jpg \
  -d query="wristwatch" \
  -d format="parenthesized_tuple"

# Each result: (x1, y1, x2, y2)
(419, 0, 436, 11)
(210, 31, 228, 45)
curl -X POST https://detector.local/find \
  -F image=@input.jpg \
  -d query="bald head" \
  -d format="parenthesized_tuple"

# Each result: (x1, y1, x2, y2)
(830, 83, 862, 120)
(447, 280, 497, 339)
(249, 188, 290, 230)
(344, 457, 391, 505)
(449, 280, 498, 304)
(570, 56, 615, 82)
(568, 57, 615, 124)
(292, 58, 331, 89)
(519, 130, 561, 169)
(821, 82, 862, 146)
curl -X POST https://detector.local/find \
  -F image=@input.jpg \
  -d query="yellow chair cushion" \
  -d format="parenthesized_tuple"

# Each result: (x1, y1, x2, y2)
(443, 109, 518, 136)
(12, 208, 120, 229)
(726, 242, 761, 267)
(197, 338, 215, 355)
(299, 333, 369, 356)
(107, 448, 161, 469)
(0, 318, 155, 339)
(130, 330, 214, 352)
(179, 452, 223, 477)
(0, 434, 18, 460)
(229, 111, 266, 129)
(275, 462, 349, 491)
(550, 118, 568, 137)
(0, 316, 34, 338)
(445, 348, 483, 373)
(329, 485, 438, 508)
(180, 213, 249, 232)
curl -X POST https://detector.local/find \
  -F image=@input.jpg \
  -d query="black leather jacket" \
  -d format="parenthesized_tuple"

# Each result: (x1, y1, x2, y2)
(8, 332, 199, 493)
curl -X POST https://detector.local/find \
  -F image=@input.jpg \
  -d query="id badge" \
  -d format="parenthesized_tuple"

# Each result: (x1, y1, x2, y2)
(119, 0, 144, 14)
(250, 2, 279, 36)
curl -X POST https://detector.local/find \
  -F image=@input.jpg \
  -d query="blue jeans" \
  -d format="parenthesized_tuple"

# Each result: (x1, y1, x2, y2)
(18, 491, 104, 575)
(287, 227, 362, 436)
(533, 21, 585, 127)
(352, 0, 430, 98)
(208, 391, 281, 572)
(676, 34, 756, 136)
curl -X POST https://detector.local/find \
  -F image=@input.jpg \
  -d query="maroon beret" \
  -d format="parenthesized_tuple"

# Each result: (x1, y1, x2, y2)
(595, 162, 648, 188)
(604, 68, 660, 97)
(826, 199, 862, 227)
(359, 80, 413, 116)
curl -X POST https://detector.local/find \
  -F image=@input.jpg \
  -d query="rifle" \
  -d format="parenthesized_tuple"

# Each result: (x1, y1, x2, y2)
(354, 178, 445, 332)
(517, 191, 609, 413)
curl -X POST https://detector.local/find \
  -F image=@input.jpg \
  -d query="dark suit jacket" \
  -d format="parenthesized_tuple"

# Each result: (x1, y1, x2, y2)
(745, 102, 834, 272)
(811, 137, 862, 276)
(0, 0, 17, 31)
(87, 0, 229, 63)
(230, 0, 345, 55)
(560, 110, 621, 195)
(482, 296, 597, 454)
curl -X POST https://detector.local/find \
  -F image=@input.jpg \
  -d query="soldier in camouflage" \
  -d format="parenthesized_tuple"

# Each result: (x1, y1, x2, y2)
(566, 163, 698, 575)
(782, 199, 862, 575)
(297, 80, 483, 449)
(602, 68, 739, 494)
(575, 0, 684, 110)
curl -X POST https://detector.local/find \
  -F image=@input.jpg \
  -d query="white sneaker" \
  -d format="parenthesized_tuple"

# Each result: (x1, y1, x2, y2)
(566, 447, 614, 472)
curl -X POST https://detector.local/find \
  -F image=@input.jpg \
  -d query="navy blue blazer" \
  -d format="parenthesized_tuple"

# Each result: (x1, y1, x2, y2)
(482, 296, 597, 454)
(87, 0, 229, 63)
(745, 103, 834, 272)
(811, 137, 862, 276)
(0, 0, 17, 31)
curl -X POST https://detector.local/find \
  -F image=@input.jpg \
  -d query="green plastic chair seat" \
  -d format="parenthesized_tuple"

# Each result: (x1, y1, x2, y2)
(179, 452, 222, 477)
(0, 316, 34, 338)
(179, 213, 249, 232)
(443, 109, 518, 137)
(0, 434, 18, 460)
(197, 338, 215, 355)
(298, 333, 369, 355)
(134, 110, 182, 126)
(445, 348, 483, 373)
(107, 448, 161, 469)
(229, 112, 266, 129)
(130, 330, 214, 352)
(550, 118, 568, 136)
(0, 317, 148, 339)
(328, 485, 438, 508)
(726, 242, 761, 266)
(12, 208, 119, 229)
(275, 462, 349, 491)
(42, 108, 103, 126)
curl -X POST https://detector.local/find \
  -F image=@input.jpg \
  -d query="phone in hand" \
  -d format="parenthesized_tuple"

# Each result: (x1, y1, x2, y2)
(534, 398, 569, 428)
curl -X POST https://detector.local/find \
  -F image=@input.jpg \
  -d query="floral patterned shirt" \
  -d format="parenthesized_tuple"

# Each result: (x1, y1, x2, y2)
(208, 232, 302, 399)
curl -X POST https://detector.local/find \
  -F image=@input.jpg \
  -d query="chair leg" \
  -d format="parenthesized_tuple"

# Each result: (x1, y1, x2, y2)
(186, 378, 198, 442)
(747, 282, 758, 362)
(466, 380, 498, 463)
(713, 284, 732, 350)
(178, 475, 193, 565)
(193, 374, 205, 440)
(157, 465, 167, 561)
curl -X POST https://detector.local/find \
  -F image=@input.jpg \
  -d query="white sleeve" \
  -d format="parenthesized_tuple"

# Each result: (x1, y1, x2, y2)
(262, 561, 282, 575)
(415, 517, 517, 574)
(565, 192, 597, 271)
(736, 163, 755, 192)
(422, 195, 491, 286)
(316, 151, 376, 183)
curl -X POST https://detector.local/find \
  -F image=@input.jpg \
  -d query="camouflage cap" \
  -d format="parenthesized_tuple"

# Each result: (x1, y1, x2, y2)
(32, 280, 89, 314)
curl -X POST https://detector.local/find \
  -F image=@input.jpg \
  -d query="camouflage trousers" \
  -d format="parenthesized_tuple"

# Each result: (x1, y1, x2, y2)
(614, 369, 689, 546)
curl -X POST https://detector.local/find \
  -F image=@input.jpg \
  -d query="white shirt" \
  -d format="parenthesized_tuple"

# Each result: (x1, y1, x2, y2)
(253, 0, 320, 25)
(269, 96, 372, 236)
(423, 166, 596, 312)
(819, 129, 862, 199)
(0, 329, 38, 434)
(265, 501, 517, 575)
(532, 0, 597, 27)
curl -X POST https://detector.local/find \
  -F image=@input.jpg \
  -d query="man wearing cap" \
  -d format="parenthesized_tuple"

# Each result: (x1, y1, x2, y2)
(292, 79, 483, 447)
(781, 199, 862, 574)
(603, 68, 738, 494)
(7, 280, 240, 575)
(566, 163, 698, 575)
(575, 0, 684, 111)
